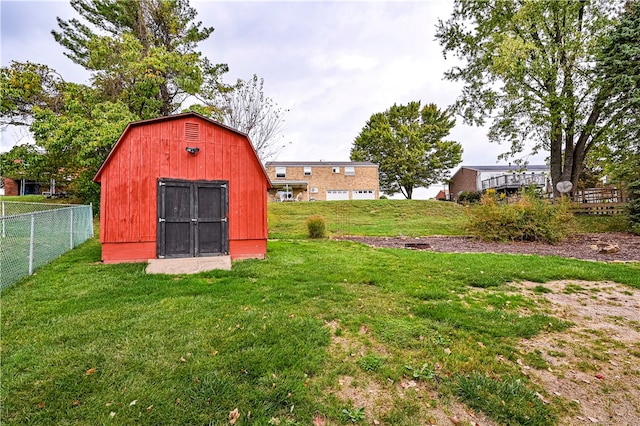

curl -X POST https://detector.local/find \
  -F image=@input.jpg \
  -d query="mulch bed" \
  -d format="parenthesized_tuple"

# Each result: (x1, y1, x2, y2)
(335, 232, 640, 262)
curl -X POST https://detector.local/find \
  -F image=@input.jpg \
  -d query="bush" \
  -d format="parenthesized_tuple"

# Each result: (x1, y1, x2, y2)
(457, 191, 482, 204)
(466, 191, 575, 244)
(627, 178, 640, 235)
(306, 215, 327, 238)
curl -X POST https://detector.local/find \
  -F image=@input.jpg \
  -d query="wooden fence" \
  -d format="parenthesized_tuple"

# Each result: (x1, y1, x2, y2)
(570, 187, 628, 216)
(571, 202, 627, 215)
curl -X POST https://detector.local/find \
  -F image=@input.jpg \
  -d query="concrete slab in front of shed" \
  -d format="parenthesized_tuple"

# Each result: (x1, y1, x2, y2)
(146, 256, 231, 274)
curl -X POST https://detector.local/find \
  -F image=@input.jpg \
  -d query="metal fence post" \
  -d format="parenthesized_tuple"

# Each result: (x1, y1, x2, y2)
(89, 203, 94, 237)
(29, 213, 35, 275)
(1, 201, 5, 238)
(70, 208, 74, 249)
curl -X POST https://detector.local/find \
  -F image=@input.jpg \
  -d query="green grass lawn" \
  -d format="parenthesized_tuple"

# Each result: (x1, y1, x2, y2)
(268, 200, 469, 238)
(2, 199, 637, 425)
(2, 235, 638, 425)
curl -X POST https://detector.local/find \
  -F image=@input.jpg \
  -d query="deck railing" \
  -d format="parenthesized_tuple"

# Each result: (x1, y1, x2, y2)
(481, 174, 547, 191)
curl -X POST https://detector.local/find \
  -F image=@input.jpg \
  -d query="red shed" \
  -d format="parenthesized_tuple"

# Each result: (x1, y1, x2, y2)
(93, 112, 271, 263)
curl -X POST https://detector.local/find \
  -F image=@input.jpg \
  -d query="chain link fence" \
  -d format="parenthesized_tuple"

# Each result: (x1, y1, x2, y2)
(1, 201, 94, 290)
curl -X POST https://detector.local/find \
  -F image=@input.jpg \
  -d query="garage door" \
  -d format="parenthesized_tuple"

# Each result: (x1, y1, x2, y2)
(326, 190, 349, 201)
(352, 190, 375, 200)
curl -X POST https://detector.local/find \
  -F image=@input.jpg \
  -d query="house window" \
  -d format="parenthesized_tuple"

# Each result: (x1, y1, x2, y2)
(332, 166, 340, 173)
(310, 187, 318, 193)
(276, 167, 286, 178)
(304, 166, 312, 176)
(344, 166, 355, 176)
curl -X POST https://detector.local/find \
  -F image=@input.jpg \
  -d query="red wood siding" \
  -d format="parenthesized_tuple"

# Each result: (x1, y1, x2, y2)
(96, 114, 269, 262)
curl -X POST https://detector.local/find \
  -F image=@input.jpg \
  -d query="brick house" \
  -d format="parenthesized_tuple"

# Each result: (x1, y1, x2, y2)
(265, 161, 379, 201)
(448, 165, 550, 201)
(0, 177, 43, 196)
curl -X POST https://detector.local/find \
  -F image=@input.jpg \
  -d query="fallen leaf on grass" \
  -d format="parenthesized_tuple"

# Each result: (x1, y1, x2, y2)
(449, 415, 460, 424)
(37, 402, 45, 409)
(595, 374, 604, 380)
(229, 408, 240, 425)
(400, 380, 417, 389)
(110, 412, 116, 418)
(86, 368, 96, 376)
(313, 415, 325, 426)
(129, 400, 137, 406)
(72, 400, 80, 407)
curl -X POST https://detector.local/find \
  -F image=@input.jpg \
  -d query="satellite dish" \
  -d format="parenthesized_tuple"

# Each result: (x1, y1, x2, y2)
(556, 181, 573, 193)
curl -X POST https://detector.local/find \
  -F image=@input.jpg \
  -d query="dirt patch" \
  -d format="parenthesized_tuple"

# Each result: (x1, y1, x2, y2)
(337, 232, 640, 262)
(322, 277, 640, 425)
(512, 280, 640, 425)
(324, 320, 500, 425)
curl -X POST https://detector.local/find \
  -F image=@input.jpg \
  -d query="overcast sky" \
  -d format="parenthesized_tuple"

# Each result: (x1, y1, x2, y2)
(1, 0, 546, 198)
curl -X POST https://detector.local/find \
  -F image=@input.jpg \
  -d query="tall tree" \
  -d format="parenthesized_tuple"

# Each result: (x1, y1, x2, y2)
(0, 62, 65, 128)
(0, 144, 47, 183)
(29, 84, 137, 206)
(52, 0, 221, 117)
(436, 0, 628, 196)
(595, 0, 640, 232)
(350, 101, 462, 199)
(204, 75, 288, 163)
(593, 0, 640, 183)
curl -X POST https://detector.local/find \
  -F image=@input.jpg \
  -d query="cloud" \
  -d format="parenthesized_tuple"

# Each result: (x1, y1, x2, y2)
(1, 1, 547, 198)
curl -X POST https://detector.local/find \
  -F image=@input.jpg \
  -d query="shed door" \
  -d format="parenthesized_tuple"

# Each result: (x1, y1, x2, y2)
(157, 179, 228, 258)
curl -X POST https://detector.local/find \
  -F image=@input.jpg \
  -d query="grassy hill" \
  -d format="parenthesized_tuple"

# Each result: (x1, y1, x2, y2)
(268, 199, 629, 239)
(268, 200, 468, 238)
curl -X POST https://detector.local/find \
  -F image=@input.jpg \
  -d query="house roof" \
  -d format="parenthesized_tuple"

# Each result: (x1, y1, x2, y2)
(266, 161, 377, 167)
(93, 112, 270, 185)
(450, 164, 548, 180)
(459, 165, 548, 172)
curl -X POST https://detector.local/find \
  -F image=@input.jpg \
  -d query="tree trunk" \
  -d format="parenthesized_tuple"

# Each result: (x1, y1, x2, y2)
(549, 113, 564, 198)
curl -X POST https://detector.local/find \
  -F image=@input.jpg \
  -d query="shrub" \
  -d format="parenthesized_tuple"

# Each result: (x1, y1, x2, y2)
(457, 190, 482, 204)
(306, 215, 327, 238)
(466, 191, 575, 244)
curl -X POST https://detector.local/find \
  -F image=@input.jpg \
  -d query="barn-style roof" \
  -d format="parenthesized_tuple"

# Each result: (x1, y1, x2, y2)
(93, 112, 270, 185)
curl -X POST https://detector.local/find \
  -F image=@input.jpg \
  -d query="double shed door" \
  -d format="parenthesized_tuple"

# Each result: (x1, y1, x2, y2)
(157, 179, 229, 258)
